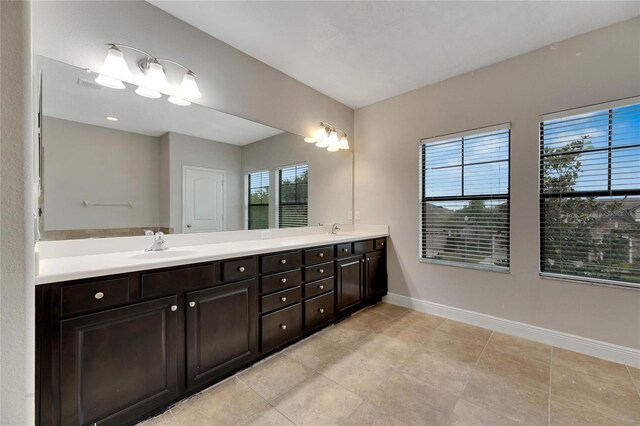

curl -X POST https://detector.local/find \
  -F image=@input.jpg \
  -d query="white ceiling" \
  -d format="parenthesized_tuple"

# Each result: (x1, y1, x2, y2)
(150, 1, 640, 109)
(39, 56, 283, 145)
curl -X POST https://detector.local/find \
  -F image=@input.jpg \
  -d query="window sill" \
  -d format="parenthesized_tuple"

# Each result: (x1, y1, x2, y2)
(419, 257, 510, 274)
(539, 272, 640, 291)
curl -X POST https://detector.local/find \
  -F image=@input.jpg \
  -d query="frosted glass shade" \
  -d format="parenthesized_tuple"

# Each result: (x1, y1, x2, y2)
(135, 86, 162, 99)
(180, 71, 202, 99)
(101, 46, 131, 80)
(95, 74, 125, 89)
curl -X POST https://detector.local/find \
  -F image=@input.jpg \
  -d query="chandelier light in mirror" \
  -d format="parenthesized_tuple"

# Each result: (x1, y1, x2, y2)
(305, 122, 349, 152)
(94, 43, 203, 106)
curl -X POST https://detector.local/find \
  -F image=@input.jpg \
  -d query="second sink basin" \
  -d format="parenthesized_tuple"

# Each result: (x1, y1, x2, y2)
(130, 249, 201, 260)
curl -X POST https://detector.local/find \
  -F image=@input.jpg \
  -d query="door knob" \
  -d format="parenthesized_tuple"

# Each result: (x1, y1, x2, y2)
(319, 252, 324, 258)
(280, 259, 287, 264)
(189, 301, 196, 308)
(318, 284, 324, 290)
(170, 305, 178, 312)
(238, 266, 245, 272)
(281, 278, 287, 283)
(318, 308, 325, 313)
(280, 324, 287, 330)
(318, 269, 324, 274)
(94, 292, 104, 300)
(280, 297, 287, 302)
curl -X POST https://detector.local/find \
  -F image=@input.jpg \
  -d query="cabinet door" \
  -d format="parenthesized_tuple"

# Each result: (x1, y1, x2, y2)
(365, 251, 387, 300)
(60, 296, 178, 426)
(186, 279, 258, 389)
(336, 256, 363, 314)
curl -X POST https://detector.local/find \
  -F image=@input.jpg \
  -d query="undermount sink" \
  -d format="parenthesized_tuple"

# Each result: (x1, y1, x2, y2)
(129, 249, 201, 260)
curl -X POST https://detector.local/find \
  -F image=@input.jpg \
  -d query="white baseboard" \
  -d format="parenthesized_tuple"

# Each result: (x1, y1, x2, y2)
(383, 293, 640, 368)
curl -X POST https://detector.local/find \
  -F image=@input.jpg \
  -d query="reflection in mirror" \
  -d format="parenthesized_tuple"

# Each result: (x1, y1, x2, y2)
(37, 56, 353, 240)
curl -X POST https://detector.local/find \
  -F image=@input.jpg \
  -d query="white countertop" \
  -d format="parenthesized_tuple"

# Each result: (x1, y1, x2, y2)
(36, 229, 388, 285)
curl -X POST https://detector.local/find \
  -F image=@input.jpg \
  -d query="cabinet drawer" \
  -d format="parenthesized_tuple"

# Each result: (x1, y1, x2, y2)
(304, 246, 333, 265)
(305, 292, 335, 332)
(61, 277, 130, 316)
(261, 303, 302, 353)
(261, 251, 302, 274)
(336, 243, 352, 258)
(261, 269, 303, 295)
(261, 286, 302, 314)
(353, 240, 374, 254)
(304, 261, 333, 282)
(374, 238, 387, 251)
(141, 264, 215, 299)
(222, 257, 257, 282)
(304, 277, 334, 299)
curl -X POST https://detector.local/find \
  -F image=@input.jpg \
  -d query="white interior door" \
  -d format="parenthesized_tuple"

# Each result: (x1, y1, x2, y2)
(183, 166, 225, 233)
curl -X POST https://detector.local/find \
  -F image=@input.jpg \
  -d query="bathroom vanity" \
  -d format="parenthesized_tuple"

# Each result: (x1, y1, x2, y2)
(35, 233, 387, 426)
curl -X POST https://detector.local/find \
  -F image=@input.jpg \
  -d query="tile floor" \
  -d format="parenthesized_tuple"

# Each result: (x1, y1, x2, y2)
(140, 303, 640, 426)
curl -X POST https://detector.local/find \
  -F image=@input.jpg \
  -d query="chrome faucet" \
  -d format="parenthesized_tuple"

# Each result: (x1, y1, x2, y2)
(146, 231, 168, 251)
(329, 223, 341, 234)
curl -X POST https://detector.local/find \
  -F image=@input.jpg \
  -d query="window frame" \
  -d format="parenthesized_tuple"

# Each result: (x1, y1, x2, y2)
(419, 123, 512, 272)
(246, 170, 270, 230)
(539, 96, 640, 290)
(276, 162, 309, 229)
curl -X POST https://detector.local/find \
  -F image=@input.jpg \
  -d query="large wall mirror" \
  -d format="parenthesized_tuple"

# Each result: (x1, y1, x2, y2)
(37, 56, 353, 240)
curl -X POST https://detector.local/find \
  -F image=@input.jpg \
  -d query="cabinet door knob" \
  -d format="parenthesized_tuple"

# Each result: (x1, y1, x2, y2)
(170, 305, 178, 312)
(281, 278, 287, 283)
(280, 297, 287, 302)
(318, 308, 325, 313)
(280, 259, 287, 264)
(238, 266, 245, 272)
(380, 242, 384, 246)
(342, 248, 348, 252)
(318, 284, 324, 290)
(280, 324, 287, 330)
(361, 259, 365, 263)
(189, 301, 196, 308)
(94, 292, 104, 300)
(367, 258, 370, 262)
(318, 252, 324, 258)
(318, 268, 324, 274)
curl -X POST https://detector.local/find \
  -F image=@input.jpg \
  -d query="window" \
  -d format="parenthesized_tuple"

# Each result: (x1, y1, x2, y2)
(540, 98, 640, 288)
(278, 164, 308, 228)
(247, 171, 269, 230)
(420, 125, 510, 271)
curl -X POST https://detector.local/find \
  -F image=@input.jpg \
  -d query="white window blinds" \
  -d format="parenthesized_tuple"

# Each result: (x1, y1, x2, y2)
(248, 171, 269, 230)
(278, 164, 308, 228)
(420, 125, 510, 271)
(540, 98, 640, 288)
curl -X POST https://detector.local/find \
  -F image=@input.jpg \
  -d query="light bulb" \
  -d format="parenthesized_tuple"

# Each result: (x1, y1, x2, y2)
(327, 144, 340, 152)
(101, 45, 131, 80)
(338, 135, 349, 150)
(180, 71, 202, 99)
(328, 130, 339, 145)
(315, 139, 329, 148)
(145, 60, 170, 92)
(135, 86, 162, 99)
(168, 96, 191, 106)
(95, 74, 125, 89)
(304, 137, 317, 143)
(314, 125, 328, 141)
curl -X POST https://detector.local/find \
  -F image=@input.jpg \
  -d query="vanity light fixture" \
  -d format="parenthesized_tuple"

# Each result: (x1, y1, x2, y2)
(94, 43, 202, 105)
(305, 122, 349, 151)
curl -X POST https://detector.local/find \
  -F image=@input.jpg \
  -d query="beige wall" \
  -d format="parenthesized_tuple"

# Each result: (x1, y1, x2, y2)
(354, 18, 640, 349)
(43, 117, 161, 231)
(242, 132, 353, 228)
(0, 1, 35, 424)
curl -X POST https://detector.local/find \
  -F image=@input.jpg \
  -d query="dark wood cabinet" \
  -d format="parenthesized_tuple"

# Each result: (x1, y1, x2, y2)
(186, 279, 258, 389)
(60, 296, 178, 426)
(365, 250, 386, 300)
(336, 255, 363, 313)
(37, 238, 387, 426)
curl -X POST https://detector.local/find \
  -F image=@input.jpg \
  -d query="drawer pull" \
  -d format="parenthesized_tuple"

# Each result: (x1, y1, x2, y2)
(342, 248, 348, 252)
(189, 301, 196, 308)
(238, 266, 246, 272)
(318, 252, 324, 258)
(280, 324, 287, 330)
(281, 278, 287, 283)
(318, 308, 325, 314)
(94, 292, 104, 300)
(318, 284, 324, 290)
(318, 268, 324, 274)
(170, 305, 178, 312)
(380, 242, 384, 246)
(280, 259, 287, 264)
(280, 297, 287, 302)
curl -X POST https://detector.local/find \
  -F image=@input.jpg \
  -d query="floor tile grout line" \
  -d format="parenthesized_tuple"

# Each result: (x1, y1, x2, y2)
(236, 374, 300, 426)
(626, 365, 640, 399)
